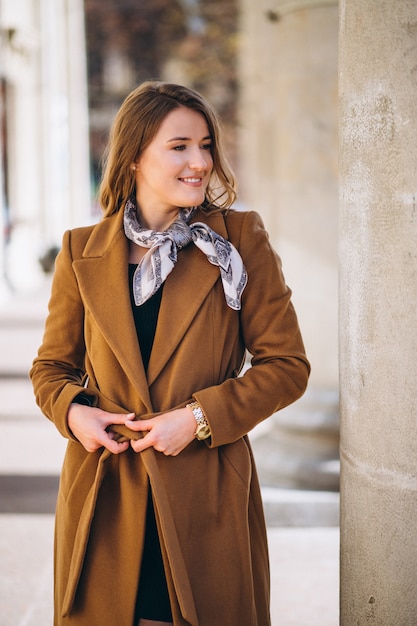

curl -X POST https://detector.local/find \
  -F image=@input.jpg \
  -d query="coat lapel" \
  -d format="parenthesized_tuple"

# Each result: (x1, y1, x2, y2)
(147, 244, 219, 387)
(147, 210, 230, 387)
(72, 211, 153, 412)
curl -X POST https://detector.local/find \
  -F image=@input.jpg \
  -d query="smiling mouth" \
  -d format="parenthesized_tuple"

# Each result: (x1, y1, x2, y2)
(180, 177, 202, 184)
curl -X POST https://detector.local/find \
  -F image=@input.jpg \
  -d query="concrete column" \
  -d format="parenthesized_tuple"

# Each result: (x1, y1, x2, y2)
(239, 0, 339, 490)
(65, 0, 91, 229)
(39, 0, 91, 246)
(0, 0, 43, 292)
(0, 0, 90, 293)
(0, 78, 8, 298)
(339, 1, 417, 624)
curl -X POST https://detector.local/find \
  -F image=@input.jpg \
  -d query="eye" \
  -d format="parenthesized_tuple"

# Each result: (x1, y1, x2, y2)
(201, 143, 212, 151)
(173, 144, 186, 151)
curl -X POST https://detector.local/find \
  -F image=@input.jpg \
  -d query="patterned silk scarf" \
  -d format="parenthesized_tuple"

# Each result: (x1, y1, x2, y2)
(123, 198, 247, 310)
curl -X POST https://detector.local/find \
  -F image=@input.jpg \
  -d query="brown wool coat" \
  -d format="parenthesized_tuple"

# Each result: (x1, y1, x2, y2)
(30, 207, 310, 626)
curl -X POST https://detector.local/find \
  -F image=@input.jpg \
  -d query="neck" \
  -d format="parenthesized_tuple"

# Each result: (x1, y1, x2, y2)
(134, 196, 180, 232)
(141, 211, 180, 231)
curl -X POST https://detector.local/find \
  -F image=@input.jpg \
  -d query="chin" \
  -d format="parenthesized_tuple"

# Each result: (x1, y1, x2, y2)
(183, 193, 206, 207)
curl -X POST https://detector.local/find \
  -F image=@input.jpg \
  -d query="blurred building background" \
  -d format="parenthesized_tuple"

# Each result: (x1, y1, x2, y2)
(85, 0, 239, 199)
(0, 0, 340, 494)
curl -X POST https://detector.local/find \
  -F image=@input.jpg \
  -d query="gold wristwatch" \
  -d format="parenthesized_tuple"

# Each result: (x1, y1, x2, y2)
(186, 401, 211, 440)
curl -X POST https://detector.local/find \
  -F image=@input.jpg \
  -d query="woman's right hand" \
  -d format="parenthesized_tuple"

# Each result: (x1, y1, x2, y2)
(68, 403, 135, 454)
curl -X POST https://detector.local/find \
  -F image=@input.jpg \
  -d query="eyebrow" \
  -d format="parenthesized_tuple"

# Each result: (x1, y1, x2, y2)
(166, 135, 212, 143)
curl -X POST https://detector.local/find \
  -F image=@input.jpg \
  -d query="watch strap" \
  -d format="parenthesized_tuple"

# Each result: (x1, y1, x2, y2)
(186, 400, 211, 440)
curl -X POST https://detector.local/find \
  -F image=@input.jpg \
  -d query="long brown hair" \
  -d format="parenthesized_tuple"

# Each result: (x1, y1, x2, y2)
(99, 81, 237, 216)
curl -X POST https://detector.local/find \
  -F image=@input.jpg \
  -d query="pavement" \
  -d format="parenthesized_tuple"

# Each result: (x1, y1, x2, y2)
(0, 278, 339, 626)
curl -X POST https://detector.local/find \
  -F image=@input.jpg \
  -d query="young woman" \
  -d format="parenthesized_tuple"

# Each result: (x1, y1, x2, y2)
(30, 81, 310, 626)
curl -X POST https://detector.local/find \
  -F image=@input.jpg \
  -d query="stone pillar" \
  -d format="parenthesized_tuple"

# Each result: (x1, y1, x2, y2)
(339, 1, 417, 623)
(239, 0, 339, 490)
(65, 0, 91, 229)
(0, 0, 90, 293)
(0, 78, 8, 298)
(38, 0, 91, 247)
(0, 0, 43, 293)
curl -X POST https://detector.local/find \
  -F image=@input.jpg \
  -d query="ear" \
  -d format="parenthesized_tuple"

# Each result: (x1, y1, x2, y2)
(130, 162, 139, 171)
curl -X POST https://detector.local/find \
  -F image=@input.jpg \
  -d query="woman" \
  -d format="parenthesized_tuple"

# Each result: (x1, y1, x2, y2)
(30, 81, 310, 626)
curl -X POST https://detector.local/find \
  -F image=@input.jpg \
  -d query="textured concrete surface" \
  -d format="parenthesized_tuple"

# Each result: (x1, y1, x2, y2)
(0, 283, 339, 625)
(339, 2, 417, 624)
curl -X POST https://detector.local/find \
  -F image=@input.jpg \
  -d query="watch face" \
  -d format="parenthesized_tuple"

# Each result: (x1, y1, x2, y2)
(196, 424, 211, 440)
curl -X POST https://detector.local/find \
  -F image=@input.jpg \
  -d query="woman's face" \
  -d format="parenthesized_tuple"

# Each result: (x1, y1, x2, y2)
(133, 106, 214, 229)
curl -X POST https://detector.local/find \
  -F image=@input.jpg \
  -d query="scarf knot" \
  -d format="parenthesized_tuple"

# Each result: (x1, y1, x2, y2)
(123, 198, 247, 310)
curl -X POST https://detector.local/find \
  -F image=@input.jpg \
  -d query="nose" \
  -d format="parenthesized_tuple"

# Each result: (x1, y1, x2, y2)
(189, 146, 211, 171)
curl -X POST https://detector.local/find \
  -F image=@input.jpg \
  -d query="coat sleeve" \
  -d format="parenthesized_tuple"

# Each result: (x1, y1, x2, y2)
(193, 210, 310, 447)
(30, 229, 97, 440)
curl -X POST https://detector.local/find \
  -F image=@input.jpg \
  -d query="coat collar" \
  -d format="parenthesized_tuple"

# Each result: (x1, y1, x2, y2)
(72, 207, 230, 409)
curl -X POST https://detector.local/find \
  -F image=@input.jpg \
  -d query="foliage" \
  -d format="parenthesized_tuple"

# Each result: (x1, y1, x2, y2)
(84, 0, 239, 186)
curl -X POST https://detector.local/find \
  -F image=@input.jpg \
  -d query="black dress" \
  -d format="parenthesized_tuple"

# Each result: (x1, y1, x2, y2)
(129, 264, 173, 623)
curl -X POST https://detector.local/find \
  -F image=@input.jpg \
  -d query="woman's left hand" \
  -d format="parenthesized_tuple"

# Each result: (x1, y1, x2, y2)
(126, 407, 197, 456)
